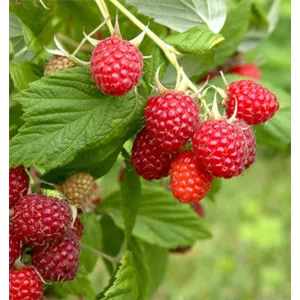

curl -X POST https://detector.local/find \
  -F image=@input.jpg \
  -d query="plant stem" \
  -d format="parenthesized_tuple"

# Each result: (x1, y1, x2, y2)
(95, 0, 114, 34)
(80, 242, 116, 264)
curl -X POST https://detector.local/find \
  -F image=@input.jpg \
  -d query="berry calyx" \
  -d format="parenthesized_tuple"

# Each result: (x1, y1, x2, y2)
(90, 37, 143, 96)
(145, 92, 200, 152)
(131, 128, 177, 180)
(191, 202, 205, 218)
(9, 226, 23, 267)
(32, 230, 80, 282)
(60, 172, 94, 206)
(9, 267, 44, 300)
(229, 63, 261, 80)
(44, 55, 76, 76)
(225, 80, 279, 125)
(192, 119, 246, 178)
(11, 194, 72, 246)
(9, 165, 29, 208)
(170, 151, 213, 203)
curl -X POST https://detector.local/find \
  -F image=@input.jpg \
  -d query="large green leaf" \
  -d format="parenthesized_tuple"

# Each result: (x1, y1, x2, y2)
(9, 66, 145, 174)
(125, 0, 227, 33)
(100, 187, 211, 248)
(165, 26, 224, 55)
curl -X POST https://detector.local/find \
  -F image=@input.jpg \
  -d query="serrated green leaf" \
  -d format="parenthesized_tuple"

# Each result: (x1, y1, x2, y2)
(9, 66, 145, 174)
(9, 61, 43, 91)
(22, 23, 42, 52)
(125, 0, 227, 34)
(9, 102, 24, 138)
(165, 26, 224, 55)
(100, 187, 211, 248)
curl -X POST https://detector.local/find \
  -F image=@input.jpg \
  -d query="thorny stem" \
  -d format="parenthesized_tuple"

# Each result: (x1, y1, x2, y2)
(95, 0, 114, 34)
(108, 0, 211, 115)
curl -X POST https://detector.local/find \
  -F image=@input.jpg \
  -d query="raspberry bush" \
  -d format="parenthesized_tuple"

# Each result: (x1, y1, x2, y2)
(9, 0, 290, 299)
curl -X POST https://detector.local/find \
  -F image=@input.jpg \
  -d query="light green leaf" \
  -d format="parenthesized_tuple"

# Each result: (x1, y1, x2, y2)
(165, 26, 224, 55)
(125, 0, 227, 33)
(9, 66, 145, 173)
(207, 178, 222, 202)
(100, 187, 211, 248)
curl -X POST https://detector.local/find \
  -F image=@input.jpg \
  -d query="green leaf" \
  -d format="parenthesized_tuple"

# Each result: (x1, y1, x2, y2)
(165, 26, 224, 55)
(125, 0, 227, 33)
(22, 23, 42, 52)
(144, 242, 168, 297)
(79, 213, 103, 273)
(207, 178, 222, 202)
(9, 102, 24, 138)
(100, 187, 212, 248)
(120, 158, 141, 244)
(48, 267, 95, 298)
(9, 11, 27, 54)
(9, 66, 145, 174)
(9, 40, 14, 60)
(9, 61, 43, 91)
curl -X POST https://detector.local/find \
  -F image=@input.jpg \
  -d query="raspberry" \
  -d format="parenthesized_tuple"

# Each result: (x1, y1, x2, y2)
(145, 92, 200, 151)
(229, 63, 261, 80)
(131, 128, 177, 180)
(170, 151, 213, 203)
(61, 172, 94, 206)
(90, 37, 143, 96)
(192, 119, 246, 178)
(191, 202, 205, 218)
(72, 218, 84, 239)
(9, 226, 23, 266)
(9, 267, 43, 300)
(32, 230, 80, 282)
(9, 165, 29, 208)
(226, 80, 279, 125)
(44, 55, 76, 76)
(11, 194, 72, 246)
(236, 119, 256, 169)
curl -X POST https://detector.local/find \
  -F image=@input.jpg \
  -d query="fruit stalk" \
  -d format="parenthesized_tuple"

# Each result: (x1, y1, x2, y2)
(95, 0, 114, 34)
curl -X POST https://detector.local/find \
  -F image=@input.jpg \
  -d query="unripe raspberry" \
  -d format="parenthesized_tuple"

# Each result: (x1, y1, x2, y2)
(44, 55, 76, 76)
(9, 165, 29, 208)
(192, 119, 246, 178)
(9, 226, 23, 267)
(226, 80, 279, 125)
(229, 63, 261, 79)
(131, 128, 177, 180)
(32, 230, 80, 282)
(9, 267, 44, 300)
(72, 218, 84, 239)
(170, 151, 213, 203)
(145, 92, 200, 151)
(11, 194, 72, 246)
(90, 37, 143, 96)
(61, 172, 94, 206)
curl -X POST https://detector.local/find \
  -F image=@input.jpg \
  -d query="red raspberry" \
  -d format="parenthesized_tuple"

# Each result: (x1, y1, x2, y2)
(226, 80, 279, 125)
(131, 128, 177, 180)
(191, 202, 205, 218)
(229, 63, 261, 80)
(9, 267, 43, 300)
(9, 165, 29, 208)
(32, 230, 80, 282)
(72, 218, 84, 239)
(236, 119, 256, 169)
(90, 37, 143, 96)
(145, 92, 200, 151)
(11, 195, 72, 246)
(192, 119, 246, 178)
(170, 151, 213, 203)
(9, 226, 23, 267)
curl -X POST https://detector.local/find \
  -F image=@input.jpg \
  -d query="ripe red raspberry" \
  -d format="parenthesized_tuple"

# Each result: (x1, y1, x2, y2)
(9, 165, 29, 208)
(32, 230, 80, 282)
(145, 92, 200, 152)
(44, 55, 76, 76)
(192, 119, 246, 178)
(236, 119, 256, 169)
(61, 172, 94, 206)
(226, 80, 279, 125)
(170, 151, 213, 203)
(229, 63, 261, 80)
(131, 128, 177, 180)
(9, 226, 23, 266)
(72, 218, 84, 239)
(191, 202, 205, 218)
(9, 267, 43, 300)
(90, 37, 143, 96)
(11, 194, 72, 246)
